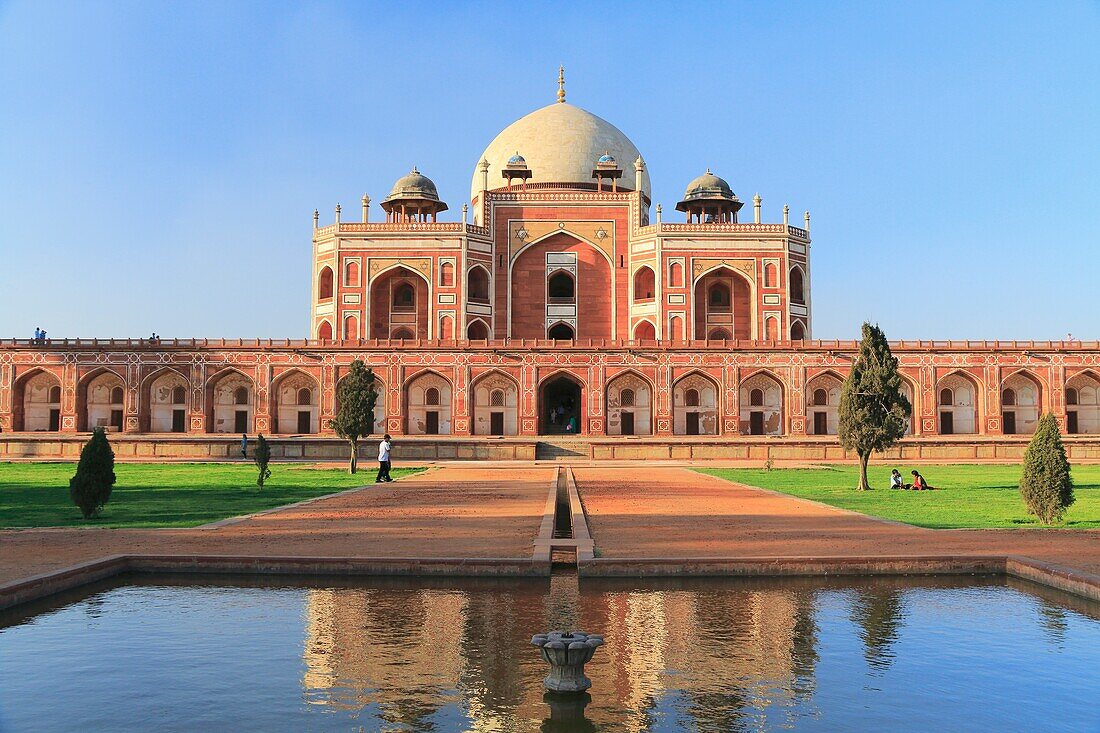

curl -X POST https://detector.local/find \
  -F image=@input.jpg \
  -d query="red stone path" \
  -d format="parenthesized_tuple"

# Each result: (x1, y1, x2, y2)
(0, 466, 553, 587)
(574, 467, 1100, 575)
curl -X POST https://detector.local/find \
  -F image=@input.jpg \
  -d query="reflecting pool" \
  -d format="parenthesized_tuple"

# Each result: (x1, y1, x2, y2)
(1, 574, 1098, 732)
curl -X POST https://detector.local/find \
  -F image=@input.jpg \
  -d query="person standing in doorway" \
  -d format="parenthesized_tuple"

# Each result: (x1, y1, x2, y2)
(376, 433, 393, 483)
(240, 433, 248, 458)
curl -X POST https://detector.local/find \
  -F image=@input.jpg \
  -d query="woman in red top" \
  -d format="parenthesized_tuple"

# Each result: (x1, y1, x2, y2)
(910, 470, 932, 490)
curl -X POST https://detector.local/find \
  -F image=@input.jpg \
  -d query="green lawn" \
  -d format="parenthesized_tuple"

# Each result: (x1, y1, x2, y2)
(0, 462, 425, 529)
(695, 464, 1100, 529)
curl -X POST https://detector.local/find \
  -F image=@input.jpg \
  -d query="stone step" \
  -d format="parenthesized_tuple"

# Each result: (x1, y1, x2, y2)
(535, 440, 592, 461)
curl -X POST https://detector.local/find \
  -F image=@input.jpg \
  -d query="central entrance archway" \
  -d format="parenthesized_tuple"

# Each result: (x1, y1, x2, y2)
(540, 374, 583, 434)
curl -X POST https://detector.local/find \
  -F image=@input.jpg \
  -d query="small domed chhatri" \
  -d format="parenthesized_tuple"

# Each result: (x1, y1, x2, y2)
(676, 169, 743, 223)
(380, 167, 448, 223)
(507, 152, 527, 165)
(592, 150, 624, 192)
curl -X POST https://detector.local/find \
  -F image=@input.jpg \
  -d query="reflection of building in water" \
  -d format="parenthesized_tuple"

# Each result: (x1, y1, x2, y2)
(580, 587, 818, 731)
(303, 588, 468, 725)
(301, 583, 819, 730)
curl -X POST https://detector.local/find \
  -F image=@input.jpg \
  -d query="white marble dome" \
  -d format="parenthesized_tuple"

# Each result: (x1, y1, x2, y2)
(471, 102, 649, 204)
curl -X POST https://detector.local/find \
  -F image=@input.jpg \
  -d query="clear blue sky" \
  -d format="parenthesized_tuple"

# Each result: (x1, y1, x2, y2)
(1, 1, 1098, 340)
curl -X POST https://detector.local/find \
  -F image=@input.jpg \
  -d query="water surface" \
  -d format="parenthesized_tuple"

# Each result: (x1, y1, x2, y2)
(1, 574, 1097, 732)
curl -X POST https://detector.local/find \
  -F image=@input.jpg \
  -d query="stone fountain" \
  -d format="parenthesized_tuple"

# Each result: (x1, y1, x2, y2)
(530, 630, 605, 693)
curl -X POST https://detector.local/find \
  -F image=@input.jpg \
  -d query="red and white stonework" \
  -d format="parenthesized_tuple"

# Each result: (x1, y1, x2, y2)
(3, 79, 1099, 458)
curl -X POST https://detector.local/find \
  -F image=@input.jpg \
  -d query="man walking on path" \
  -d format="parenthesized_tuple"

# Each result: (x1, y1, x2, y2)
(376, 433, 393, 483)
(240, 433, 248, 458)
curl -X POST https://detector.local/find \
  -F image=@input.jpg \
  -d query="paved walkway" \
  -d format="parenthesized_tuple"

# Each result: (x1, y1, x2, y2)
(0, 466, 553, 586)
(3, 464, 1099, 593)
(574, 467, 1100, 575)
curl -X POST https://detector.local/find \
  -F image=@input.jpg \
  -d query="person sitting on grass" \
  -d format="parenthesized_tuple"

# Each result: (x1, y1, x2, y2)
(911, 470, 934, 490)
(890, 469, 904, 489)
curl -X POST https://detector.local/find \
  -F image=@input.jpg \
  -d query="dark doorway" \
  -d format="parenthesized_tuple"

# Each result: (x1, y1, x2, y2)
(1003, 411, 1016, 435)
(547, 271, 575, 301)
(234, 410, 248, 433)
(940, 411, 953, 435)
(547, 323, 575, 340)
(621, 411, 635, 436)
(1068, 411, 1079, 435)
(425, 411, 440, 435)
(813, 411, 828, 435)
(686, 412, 700, 436)
(297, 410, 311, 433)
(172, 409, 186, 433)
(540, 376, 582, 434)
(48, 409, 60, 432)
(110, 409, 124, 432)
(490, 411, 505, 436)
(749, 411, 764, 435)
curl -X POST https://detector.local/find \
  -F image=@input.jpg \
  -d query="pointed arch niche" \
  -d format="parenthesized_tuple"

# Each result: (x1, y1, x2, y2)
(471, 371, 519, 436)
(606, 372, 653, 436)
(673, 372, 720, 435)
(694, 266, 752, 340)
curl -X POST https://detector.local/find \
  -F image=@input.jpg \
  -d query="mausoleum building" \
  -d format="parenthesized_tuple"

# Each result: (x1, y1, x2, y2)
(2, 73, 1099, 461)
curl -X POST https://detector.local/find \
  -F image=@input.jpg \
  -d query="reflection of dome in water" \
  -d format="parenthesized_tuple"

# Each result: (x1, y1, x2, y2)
(472, 102, 649, 202)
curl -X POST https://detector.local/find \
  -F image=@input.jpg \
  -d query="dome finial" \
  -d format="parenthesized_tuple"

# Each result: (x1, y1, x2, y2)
(557, 65, 566, 103)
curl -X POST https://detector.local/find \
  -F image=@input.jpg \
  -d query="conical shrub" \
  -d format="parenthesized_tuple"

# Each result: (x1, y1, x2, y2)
(69, 427, 117, 519)
(1019, 413, 1074, 524)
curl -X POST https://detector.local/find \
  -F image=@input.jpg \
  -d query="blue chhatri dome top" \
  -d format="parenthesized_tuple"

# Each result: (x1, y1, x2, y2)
(507, 151, 526, 165)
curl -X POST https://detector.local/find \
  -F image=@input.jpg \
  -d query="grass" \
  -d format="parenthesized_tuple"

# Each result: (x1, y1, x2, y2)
(0, 462, 425, 529)
(695, 464, 1100, 529)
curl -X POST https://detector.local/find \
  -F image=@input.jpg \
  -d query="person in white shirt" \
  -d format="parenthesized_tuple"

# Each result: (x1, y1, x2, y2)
(376, 434, 393, 483)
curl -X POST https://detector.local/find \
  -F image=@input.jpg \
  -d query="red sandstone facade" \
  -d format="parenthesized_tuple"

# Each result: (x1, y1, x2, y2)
(2, 339, 1099, 443)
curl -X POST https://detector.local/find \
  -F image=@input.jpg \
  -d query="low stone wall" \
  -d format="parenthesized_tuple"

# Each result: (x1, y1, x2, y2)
(2, 434, 1100, 463)
(588, 437, 1100, 462)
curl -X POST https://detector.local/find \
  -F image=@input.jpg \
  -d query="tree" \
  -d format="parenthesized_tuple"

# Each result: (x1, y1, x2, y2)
(69, 427, 117, 519)
(1019, 413, 1074, 524)
(254, 434, 272, 488)
(838, 322, 911, 490)
(328, 360, 379, 474)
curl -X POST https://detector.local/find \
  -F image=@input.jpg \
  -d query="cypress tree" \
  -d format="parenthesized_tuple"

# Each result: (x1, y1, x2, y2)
(838, 322, 911, 490)
(1019, 413, 1074, 524)
(69, 427, 117, 519)
(254, 434, 272, 488)
(328, 360, 379, 474)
